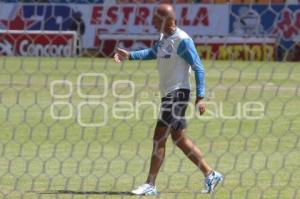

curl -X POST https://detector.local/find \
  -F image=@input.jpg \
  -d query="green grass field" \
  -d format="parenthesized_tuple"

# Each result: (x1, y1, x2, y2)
(0, 57, 299, 199)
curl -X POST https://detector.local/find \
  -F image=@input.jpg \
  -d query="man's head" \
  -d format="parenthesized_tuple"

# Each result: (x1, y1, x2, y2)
(153, 4, 176, 34)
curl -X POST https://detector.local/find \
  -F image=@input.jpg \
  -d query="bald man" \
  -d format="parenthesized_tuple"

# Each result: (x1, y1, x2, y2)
(114, 4, 222, 195)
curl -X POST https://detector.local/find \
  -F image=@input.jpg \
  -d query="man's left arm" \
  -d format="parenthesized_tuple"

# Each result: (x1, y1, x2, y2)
(177, 38, 206, 114)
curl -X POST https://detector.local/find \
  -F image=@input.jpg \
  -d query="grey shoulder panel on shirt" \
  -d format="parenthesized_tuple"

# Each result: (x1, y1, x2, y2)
(176, 27, 192, 40)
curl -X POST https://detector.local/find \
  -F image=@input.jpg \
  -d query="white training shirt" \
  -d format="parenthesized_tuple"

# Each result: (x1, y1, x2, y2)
(129, 27, 205, 98)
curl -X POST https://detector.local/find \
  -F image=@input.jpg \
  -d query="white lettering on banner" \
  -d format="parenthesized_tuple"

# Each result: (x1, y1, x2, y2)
(0, 39, 13, 55)
(19, 40, 72, 56)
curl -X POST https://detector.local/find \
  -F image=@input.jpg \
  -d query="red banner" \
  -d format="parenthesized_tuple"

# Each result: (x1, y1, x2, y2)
(0, 30, 77, 57)
(95, 36, 277, 61)
(194, 37, 277, 61)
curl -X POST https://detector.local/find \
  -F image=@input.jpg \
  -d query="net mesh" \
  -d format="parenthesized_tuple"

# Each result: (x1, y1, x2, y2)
(0, 1, 300, 199)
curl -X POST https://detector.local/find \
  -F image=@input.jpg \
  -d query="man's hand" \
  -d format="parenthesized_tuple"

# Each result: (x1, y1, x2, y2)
(195, 97, 205, 115)
(114, 48, 129, 63)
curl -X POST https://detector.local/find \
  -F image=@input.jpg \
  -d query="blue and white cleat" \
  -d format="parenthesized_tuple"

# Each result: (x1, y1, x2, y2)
(202, 171, 223, 194)
(131, 183, 159, 195)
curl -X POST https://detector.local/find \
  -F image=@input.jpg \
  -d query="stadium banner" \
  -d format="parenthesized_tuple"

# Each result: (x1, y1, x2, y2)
(1, 3, 297, 59)
(0, 30, 77, 56)
(230, 4, 300, 60)
(90, 4, 229, 37)
(95, 35, 276, 61)
(0, 3, 229, 49)
(194, 37, 276, 61)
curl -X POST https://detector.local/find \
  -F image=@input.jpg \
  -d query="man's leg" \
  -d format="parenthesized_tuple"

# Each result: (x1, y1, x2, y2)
(170, 128, 212, 176)
(146, 126, 170, 185)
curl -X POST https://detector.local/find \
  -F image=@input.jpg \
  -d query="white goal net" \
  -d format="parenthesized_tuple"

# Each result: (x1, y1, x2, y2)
(0, 1, 299, 199)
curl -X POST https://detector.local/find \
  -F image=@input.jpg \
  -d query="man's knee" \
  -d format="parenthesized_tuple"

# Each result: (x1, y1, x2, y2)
(171, 129, 186, 144)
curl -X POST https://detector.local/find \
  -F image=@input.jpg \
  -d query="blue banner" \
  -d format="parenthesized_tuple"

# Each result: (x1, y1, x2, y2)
(230, 4, 300, 49)
(0, 4, 82, 31)
(23, 5, 76, 31)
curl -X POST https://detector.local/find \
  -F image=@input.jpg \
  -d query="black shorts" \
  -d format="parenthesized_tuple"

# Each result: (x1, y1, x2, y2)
(156, 89, 190, 131)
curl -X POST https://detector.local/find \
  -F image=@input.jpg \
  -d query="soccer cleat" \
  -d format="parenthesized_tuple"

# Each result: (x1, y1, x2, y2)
(202, 171, 223, 194)
(131, 183, 159, 195)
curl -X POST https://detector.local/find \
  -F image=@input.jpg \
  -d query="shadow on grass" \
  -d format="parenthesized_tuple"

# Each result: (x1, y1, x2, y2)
(39, 190, 134, 196)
